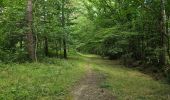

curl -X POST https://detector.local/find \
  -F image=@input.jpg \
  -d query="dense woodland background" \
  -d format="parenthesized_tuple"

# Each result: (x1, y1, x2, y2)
(0, 0, 170, 82)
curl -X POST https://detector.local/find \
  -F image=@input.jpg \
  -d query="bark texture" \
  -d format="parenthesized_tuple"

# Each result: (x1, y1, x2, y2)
(26, 0, 36, 61)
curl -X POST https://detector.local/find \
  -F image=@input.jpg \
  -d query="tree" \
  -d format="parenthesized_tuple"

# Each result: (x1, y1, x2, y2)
(61, 0, 67, 59)
(159, 0, 167, 65)
(26, 0, 36, 61)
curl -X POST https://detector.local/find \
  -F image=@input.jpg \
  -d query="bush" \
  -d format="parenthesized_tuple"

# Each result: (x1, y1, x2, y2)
(0, 49, 28, 63)
(0, 49, 13, 63)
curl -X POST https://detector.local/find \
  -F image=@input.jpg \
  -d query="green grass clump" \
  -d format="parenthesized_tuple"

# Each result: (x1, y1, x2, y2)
(0, 56, 85, 100)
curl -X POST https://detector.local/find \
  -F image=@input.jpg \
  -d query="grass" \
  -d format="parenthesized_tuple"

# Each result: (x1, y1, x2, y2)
(0, 55, 86, 100)
(0, 53, 170, 100)
(86, 55, 170, 100)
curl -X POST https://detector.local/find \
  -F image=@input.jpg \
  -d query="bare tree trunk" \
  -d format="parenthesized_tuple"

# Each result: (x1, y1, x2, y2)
(26, 0, 36, 61)
(35, 34, 38, 62)
(60, 38, 62, 59)
(62, 0, 67, 59)
(44, 36, 48, 56)
(160, 0, 167, 65)
(63, 37, 67, 58)
(166, 16, 170, 58)
(55, 40, 59, 58)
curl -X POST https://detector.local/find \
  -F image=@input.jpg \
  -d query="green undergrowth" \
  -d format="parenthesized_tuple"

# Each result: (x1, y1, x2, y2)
(85, 55, 170, 100)
(0, 54, 86, 100)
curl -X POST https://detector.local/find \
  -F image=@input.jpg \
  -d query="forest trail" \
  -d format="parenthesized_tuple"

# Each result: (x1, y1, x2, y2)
(69, 54, 170, 100)
(71, 55, 116, 100)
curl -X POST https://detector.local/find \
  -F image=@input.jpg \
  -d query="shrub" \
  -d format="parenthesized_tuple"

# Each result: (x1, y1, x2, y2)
(0, 49, 28, 63)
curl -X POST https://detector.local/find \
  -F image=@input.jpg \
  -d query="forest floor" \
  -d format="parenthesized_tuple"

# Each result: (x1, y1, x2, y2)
(0, 53, 170, 100)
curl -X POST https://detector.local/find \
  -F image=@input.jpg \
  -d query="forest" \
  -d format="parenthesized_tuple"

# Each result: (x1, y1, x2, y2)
(0, 0, 170, 100)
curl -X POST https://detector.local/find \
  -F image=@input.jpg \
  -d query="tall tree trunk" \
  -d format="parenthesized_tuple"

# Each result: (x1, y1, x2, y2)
(62, 0, 67, 59)
(60, 38, 62, 59)
(43, 0, 49, 57)
(44, 36, 48, 56)
(35, 34, 38, 62)
(160, 0, 167, 65)
(26, 0, 36, 61)
(55, 40, 59, 58)
(166, 16, 170, 58)
(63, 37, 67, 58)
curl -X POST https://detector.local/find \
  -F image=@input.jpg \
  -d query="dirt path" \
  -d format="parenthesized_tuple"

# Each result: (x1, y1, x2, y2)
(71, 59, 116, 100)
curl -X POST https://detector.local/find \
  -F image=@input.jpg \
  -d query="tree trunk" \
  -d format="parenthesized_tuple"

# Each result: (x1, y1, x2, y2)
(43, 0, 48, 57)
(60, 38, 62, 59)
(63, 37, 67, 58)
(166, 16, 170, 58)
(160, 0, 167, 65)
(44, 36, 48, 56)
(35, 34, 38, 62)
(62, 0, 67, 59)
(55, 40, 59, 58)
(26, 0, 36, 61)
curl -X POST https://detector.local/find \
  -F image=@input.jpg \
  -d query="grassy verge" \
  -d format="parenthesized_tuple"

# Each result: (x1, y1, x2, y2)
(86, 55, 170, 100)
(0, 55, 86, 100)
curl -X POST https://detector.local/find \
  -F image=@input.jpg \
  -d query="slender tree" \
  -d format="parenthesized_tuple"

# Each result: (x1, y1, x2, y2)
(61, 0, 67, 59)
(26, 0, 36, 61)
(160, 0, 167, 65)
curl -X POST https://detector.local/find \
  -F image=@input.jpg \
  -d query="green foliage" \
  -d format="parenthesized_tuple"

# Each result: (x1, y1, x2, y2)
(0, 0, 76, 61)
(73, 0, 168, 65)
(0, 49, 28, 63)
